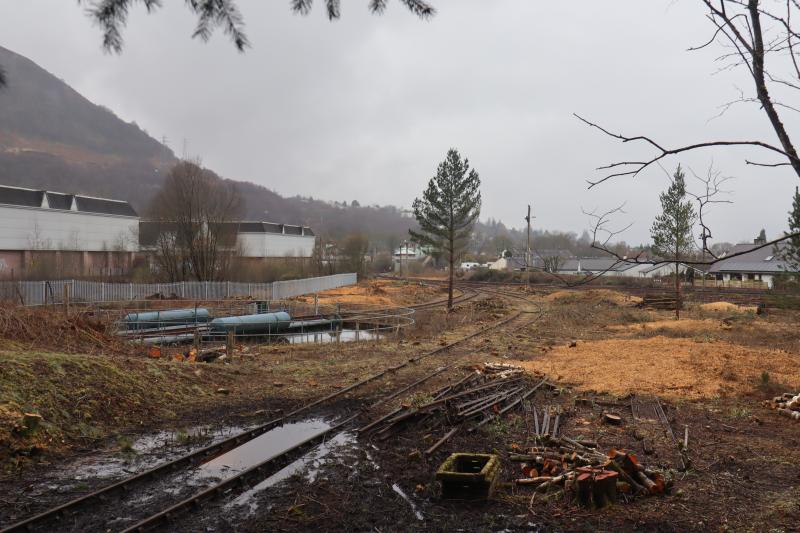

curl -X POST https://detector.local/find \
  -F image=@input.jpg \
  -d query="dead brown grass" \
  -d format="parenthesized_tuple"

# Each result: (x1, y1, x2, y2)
(520, 336, 800, 399)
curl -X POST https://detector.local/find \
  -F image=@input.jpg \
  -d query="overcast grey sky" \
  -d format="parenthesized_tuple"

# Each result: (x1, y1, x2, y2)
(1, 0, 797, 244)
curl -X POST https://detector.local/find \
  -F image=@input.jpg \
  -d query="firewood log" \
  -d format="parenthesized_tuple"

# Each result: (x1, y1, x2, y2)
(535, 471, 574, 493)
(593, 471, 619, 507)
(576, 472, 593, 507)
(778, 408, 800, 421)
(514, 476, 552, 485)
(634, 469, 658, 493)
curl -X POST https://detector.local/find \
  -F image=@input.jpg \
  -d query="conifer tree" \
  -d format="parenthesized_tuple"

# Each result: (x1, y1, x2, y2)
(410, 149, 482, 310)
(651, 164, 696, 318)
(779, 186, 800, 272)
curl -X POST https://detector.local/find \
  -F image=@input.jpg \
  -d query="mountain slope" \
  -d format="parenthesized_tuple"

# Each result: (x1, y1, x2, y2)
(0, 46, 416, 245)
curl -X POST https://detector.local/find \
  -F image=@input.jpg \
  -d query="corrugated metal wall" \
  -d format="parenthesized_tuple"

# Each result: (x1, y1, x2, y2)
(0, 273, 357, 305)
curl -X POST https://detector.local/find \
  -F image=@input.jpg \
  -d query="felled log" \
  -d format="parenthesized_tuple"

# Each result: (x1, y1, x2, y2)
(778, 408, 800, 421)
(535, 471, 574, 493)
(514, 476, 552, 486)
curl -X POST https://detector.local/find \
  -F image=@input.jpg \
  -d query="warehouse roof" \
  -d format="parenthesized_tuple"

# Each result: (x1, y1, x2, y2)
(138, 220, 315, 247)
(0, 184, 137, 217)
(707, 242, 794, 274)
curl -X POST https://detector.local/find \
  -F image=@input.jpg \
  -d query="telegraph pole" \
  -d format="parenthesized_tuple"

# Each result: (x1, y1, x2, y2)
(525, 205, 532, 292)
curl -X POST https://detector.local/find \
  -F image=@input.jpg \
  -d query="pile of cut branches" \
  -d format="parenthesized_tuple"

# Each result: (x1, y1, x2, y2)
(0, 304, 143, 356)
(513, 435, 671, 508)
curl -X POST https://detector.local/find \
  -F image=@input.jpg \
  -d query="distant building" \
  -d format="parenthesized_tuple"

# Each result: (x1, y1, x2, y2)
(554, 258, 695, 278)
(392, 242, 430, 272)
(232, 222, 315, 258)
(138, 221, 316, 259)
(708, 240, 794, 289)
(0, 184, 138, 278)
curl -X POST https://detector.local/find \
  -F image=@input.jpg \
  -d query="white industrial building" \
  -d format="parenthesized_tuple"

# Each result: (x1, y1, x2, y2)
(0, 183, 317, 279)
(0, 185, 138, 277)
(0, 185, 138, 251)
(235, 222, 315, 258)
(138, 221, 316, 259)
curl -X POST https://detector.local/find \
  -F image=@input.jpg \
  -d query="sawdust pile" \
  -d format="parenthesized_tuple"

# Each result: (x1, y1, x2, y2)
(607, 319, 723, 333)
(0, 305, 142, 356)
(544, 289, 642, 307)
(295, 280, 440, 306)
(522, 336, 800, 399)
(700, 301, 758, 313)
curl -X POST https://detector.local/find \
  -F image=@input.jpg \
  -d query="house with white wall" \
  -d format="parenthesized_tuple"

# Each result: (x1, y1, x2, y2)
(707, 241, 793, 288)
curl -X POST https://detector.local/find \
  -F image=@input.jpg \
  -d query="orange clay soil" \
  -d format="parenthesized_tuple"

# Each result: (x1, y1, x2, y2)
(294, 279, 443, 306)
(543, 289, 643, 306)
(521, 335, 800, 399)
(606, 318, 724, 333)
(699, 301, 758, 313)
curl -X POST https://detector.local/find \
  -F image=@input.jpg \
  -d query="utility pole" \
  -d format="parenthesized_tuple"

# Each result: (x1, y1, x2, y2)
(525, 205, 532, 292)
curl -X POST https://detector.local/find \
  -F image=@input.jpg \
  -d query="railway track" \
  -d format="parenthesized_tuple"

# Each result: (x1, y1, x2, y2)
(400, 275, 791, 306)
(2, 298, 541, 533)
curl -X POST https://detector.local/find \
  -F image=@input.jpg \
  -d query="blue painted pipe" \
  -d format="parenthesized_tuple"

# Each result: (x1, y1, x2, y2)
(123, 308, 211, 331)
(210, 311, 292, 335)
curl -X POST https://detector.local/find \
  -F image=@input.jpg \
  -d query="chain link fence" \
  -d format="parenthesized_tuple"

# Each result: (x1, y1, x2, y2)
(0, 273, 357, 305)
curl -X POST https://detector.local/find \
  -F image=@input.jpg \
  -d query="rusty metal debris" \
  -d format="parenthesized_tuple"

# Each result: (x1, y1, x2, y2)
(359, 364, 552, 451)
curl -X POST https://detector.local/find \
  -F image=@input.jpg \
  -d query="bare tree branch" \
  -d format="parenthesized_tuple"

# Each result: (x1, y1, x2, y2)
(575, 113, 792, 188)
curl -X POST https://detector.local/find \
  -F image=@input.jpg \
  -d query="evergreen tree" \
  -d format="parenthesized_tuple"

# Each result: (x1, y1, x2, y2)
(650, 164, 696, 318)
(779, 186, 800, 271)
(410, 149, 482, 310)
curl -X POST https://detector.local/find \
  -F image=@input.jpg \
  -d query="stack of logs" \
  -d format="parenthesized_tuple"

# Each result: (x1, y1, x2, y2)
(513, 436, 668, 508)
(764, 392, 800, 421)
(640, 295, 680, 310)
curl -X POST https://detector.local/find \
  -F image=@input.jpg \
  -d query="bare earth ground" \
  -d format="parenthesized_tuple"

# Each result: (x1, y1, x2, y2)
(0, 281, 798, 532)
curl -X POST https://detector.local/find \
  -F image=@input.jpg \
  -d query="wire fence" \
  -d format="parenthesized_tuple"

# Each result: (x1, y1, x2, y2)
(0, 273, 357, 306)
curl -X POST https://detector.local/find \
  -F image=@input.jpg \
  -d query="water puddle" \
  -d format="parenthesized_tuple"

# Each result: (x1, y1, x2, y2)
(197, 418, 332, 480)
(283, 329, 381, 344)
(33, 424, 251, 493)
(392, 483, 424, 521)
(226, 430, 355, 516)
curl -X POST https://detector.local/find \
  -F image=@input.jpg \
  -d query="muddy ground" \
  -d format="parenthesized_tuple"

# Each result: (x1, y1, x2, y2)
(0, 280, 798, 532)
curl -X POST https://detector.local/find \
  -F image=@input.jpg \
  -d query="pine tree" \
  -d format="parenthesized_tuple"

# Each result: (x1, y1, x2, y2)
(779, 186, 800, 271)
(410, 149, 482, 310)
(650, 164, 696, 318)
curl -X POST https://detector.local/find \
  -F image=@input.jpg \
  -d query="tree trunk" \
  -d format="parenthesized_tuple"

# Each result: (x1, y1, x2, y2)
(447, 239, 454, 311)
(674, 260, 680, 319)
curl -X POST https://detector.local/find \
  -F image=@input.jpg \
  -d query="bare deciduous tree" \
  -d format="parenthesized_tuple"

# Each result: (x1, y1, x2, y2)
(148, 161, 243, 281)
(579, 0, 800, 267)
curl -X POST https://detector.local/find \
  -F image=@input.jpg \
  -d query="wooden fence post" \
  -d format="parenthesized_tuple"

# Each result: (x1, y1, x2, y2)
(63, 283, 70, 318)
(226, 331, 235, 362)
